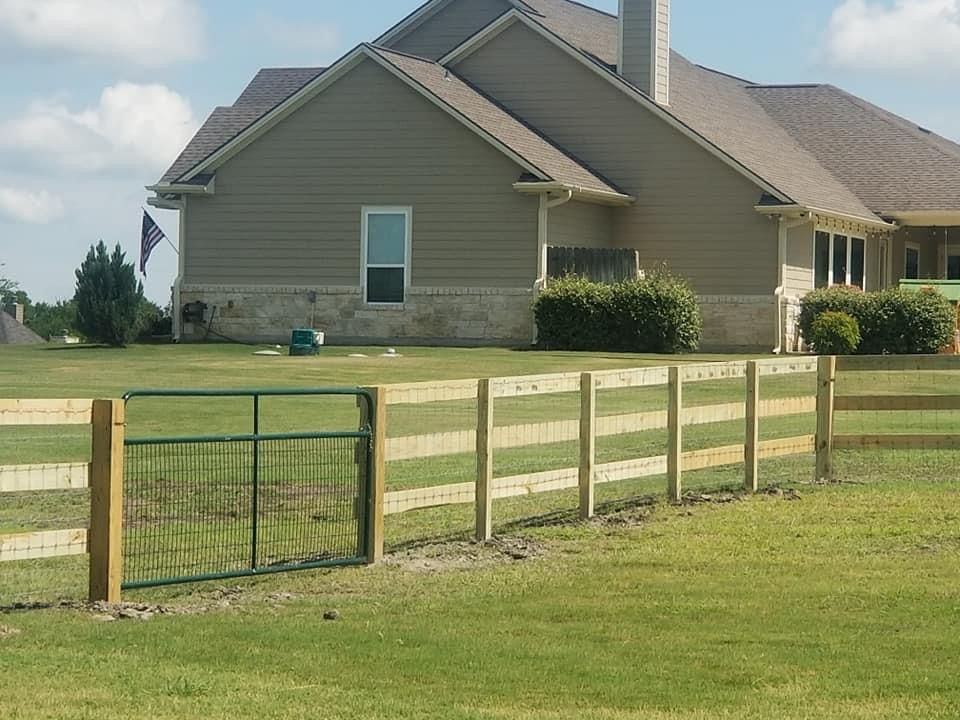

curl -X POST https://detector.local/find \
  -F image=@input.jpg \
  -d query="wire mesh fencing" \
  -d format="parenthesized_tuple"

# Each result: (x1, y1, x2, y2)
(121, 390, 373, 590)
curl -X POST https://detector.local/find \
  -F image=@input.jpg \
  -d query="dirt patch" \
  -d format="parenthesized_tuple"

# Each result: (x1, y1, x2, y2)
(590, 501, 656, 528)
(384, 536, 545, 574)
(0, 624, 21, 640)
(681, 491, 743, 506)
(761, 486, 802, 501)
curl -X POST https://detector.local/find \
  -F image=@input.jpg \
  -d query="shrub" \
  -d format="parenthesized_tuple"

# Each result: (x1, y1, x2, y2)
(74, 241, 145, 347)
(797, 286, 866, 343)
(799, 285, 955, 355)
(534, 270, 702, 353)
(808, 311, 861, 355)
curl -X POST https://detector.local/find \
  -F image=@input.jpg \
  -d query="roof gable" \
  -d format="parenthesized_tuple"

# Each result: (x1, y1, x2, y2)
(0, 311, 44, 345)
(157, 43, 626, 201)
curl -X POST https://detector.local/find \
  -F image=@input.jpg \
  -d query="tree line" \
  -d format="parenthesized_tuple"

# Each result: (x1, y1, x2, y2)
(2, 242, 172, 346)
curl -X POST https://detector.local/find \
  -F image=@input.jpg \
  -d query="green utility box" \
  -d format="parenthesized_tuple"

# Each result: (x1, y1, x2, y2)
(899, 279, 960, 302)
(289, 329, 324, 357)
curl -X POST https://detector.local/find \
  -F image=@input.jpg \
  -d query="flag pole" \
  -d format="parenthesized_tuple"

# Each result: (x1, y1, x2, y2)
(142, 206, 180, 255)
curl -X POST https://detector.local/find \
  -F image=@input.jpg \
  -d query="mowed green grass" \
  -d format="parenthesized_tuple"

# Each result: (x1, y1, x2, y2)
(3, 344, 960, 718)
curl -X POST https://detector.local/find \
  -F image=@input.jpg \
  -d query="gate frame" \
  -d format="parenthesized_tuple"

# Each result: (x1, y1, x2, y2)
(117, 387, 377, 592)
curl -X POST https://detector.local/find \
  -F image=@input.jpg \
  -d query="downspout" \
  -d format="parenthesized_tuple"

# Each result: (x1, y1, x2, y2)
(172, 197, 187, 342)
(531, 189, 573, 345)
(773, 215, 809, 354)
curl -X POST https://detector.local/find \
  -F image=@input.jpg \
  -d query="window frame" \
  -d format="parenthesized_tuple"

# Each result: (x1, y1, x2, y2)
(812, 227, 867, 290)
(904, 242, 921, 280)
(360, 206, 412, 306)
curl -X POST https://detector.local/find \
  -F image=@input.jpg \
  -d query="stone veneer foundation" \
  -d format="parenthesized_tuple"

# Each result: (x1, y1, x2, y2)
(179, 286, 800, 352)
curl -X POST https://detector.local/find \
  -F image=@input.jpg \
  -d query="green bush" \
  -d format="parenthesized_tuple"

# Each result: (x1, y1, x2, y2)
(799, 286, 955, 355)
(534, 270, 702, 353)
(808, 311, 861, 355)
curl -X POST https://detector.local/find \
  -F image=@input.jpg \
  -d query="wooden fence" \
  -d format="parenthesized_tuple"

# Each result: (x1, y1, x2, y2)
(367, 356, 820, 550)
(815, 355, 960, 481)
(0, 398, 124, 603)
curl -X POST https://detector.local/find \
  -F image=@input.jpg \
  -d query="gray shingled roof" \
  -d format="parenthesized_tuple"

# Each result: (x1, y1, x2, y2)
(158, 0, 960, 220)
(0, 311, 45, 345)
(369, 46, 623, 195)
(749, 85, 960, 214)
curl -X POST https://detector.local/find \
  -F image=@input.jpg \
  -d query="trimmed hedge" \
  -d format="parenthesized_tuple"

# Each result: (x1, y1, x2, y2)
(534, 271, 702, 353)
(809, 311, 860, 355)
(799, 286, 955, 355)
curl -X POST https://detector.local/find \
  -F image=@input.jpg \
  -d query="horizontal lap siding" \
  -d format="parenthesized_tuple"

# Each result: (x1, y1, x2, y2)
(185, 59, 538, 288)
(549, 201, 615, 248)
(390, 0, 512, 60)
(454, 22, 777, 296)
(785, 221, 813, 296)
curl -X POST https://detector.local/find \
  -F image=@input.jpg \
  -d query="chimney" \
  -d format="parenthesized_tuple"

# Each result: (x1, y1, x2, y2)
(14, 303, 23, 325)
(618, 0, 670, 106)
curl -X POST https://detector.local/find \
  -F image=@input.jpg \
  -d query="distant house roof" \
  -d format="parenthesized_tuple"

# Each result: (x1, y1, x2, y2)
(0, 311, 45, 345)
(157, 0, 960, 222)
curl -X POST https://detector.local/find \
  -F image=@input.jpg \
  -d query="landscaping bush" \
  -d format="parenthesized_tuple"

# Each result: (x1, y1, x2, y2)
(799, 285, 955, 355)
(535, 270, 702, 353)
(808, 311, 860, 355)
(74, 241, 145, 347)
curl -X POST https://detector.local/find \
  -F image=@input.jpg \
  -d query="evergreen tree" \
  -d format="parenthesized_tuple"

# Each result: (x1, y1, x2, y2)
(74, 241, 145, 346)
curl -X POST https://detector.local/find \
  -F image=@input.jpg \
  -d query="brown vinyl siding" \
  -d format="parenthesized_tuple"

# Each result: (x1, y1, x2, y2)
(454, 22, 777, 295)
(785, 221, 813, 296)
(184, 59, 538, 289)
(549, 201, 615, 249)
(388, 0, 512, 60)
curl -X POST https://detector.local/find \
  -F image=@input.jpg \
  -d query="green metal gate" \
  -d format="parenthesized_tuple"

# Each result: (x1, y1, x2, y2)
(121, 389, 374, 589)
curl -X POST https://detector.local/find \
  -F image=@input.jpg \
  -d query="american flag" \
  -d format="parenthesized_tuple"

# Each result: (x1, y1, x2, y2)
(140, 210, 166, 276)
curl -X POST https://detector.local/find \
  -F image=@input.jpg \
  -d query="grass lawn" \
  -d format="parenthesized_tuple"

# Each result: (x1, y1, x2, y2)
(2, 344, 960, 718)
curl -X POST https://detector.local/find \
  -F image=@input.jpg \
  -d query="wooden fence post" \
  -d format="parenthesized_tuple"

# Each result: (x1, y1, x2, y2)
(667, 366, 682, 503)
(579, 372, 596, 520)
(364, 386, 386, 563)
(476, 379, 494, 542)
(815, 356, 837, 483)
(745, 360, 760, 492)
(89, 399, 124, 604)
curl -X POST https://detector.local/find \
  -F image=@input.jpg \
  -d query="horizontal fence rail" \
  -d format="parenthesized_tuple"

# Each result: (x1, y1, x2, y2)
(0, 399, 93, 426)
(0, 462, 90, 493)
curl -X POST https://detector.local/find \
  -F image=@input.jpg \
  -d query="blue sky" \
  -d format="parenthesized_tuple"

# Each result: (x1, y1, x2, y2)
(2, 0, 959, 304)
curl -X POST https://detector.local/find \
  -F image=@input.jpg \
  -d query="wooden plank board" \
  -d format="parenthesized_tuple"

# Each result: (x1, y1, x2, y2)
(383, 379, 478, 406)
(836, 355, 960, 372)
(667, 367, 682, 502)
(0, 529, 87, 562)
(386, 430, 475, 461)
(756, 357, 819, 376)
(592, 367, 670, 390)
(816, 356, 837, 482)
(680, 361, 747, 383)
(0, 399, 93, 426)
(758, 435, 816, 458)
(383, 481, 475, 515)
(596, 456, 667, 484)
(0, 463, 89, 493)
(745, 362, 759, 492)
(494, 467, 579, 499)
(834, 395, 960, 412)
(683, 444, 744, 472)
(834, 434, 960, 451)
(491, 372, 581, 398)
(475, 379, 494, 542)
(579, 372, 596, 520)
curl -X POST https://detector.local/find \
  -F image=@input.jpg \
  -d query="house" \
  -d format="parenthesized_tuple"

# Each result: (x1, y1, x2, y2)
(149, 0, 960, 351)
(0, 304, 44, 345)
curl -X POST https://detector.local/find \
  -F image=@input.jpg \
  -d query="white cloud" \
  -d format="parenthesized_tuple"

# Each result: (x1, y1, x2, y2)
(0, 0, 203, 66)
(0, 83, 199, 174)
(827, 0, 960, 71)
(0, 186, 64, 224)
(258, 13, 339, 54)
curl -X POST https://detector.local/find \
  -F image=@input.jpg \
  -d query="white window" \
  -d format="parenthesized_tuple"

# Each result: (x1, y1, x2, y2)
(814, 229, 866, 289)
(361, 207, 411, 305)
(905, 243, 921, 280)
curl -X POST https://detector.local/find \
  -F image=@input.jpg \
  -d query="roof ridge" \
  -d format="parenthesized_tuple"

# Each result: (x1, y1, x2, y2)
(692, 64, 756, 85)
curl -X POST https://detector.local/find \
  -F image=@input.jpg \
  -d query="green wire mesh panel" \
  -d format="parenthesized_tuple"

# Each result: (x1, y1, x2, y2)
(121, 389, 372, 589)
(123, 434, 368, 588)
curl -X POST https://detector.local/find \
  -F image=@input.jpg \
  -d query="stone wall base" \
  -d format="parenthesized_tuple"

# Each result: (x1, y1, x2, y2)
(178, 286, 801, 352)
(179, 285, 534, 346)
